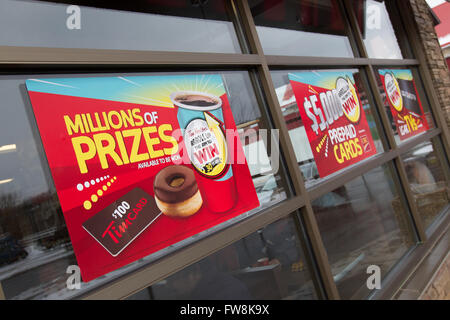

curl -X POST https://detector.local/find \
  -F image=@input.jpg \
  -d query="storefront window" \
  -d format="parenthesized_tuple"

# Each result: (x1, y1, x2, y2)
(375, 68, 435, 145)
(0, 71, 287, 299)
(0, 0, 447, 303)
(0, 0, 242, 53)
(271, 69, 383, 187)
(250, 0, 354, 57)
(401, 139, 449, 230)
(127, 216, 317, 300)
(354, 0, 403, 59)
(312, 163, 416, 299)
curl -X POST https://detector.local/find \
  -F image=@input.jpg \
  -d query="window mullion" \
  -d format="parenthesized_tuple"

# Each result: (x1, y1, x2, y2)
(342, 0, 369, 59)
(235, 0, 341, 300)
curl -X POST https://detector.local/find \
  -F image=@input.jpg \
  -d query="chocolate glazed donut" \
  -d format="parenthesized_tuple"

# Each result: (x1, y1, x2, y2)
(154, 165, 203, 217)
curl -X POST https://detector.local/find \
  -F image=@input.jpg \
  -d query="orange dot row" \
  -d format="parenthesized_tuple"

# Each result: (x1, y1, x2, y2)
(83, 176, 117, 210)
(316, 135, 328, 153)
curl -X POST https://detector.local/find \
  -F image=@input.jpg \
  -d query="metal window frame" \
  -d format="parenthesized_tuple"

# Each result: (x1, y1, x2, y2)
(0, 0, 447, 300)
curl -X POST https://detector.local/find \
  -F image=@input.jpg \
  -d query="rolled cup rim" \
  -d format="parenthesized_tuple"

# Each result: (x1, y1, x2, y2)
(170, 90, 222, 111)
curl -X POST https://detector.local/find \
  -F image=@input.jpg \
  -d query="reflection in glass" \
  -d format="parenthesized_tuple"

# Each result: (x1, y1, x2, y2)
(402, 139, 449, 229)
(250, 0, 354, 57)
(128, 216, 317, 300)
(0, 0, 242, 53)
(0, 71, 286, 299)
(0, 74, 76, 299)
(354, 0, 403, 59)
(271, 69, 383, 187)
(312, 164, 415, 299)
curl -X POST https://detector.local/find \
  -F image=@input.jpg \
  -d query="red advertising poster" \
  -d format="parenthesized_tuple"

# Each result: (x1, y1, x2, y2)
(25, 75, 259, 282)
(378, 69, 429, 141)
(288, 71, 377, 178)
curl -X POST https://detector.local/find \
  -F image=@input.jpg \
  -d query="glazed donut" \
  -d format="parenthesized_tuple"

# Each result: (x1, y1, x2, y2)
(153, 165, 203, 217)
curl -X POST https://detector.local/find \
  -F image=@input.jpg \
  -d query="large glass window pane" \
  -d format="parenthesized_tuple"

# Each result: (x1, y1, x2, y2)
(0, 71, 286, 299)
(354, 0, 403, 59)
(0, 0, 242, 53)
(250, 0, 354, 57)
(312, 164, 416, 299)
(376, 67, 436, 145)
(271, 68, 383, 187)
(127, 216, 318, 300)
(401, 139, 449, 229)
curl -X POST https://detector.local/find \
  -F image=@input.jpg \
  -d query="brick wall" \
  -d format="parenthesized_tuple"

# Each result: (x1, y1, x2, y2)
(408, 0, 450, 128)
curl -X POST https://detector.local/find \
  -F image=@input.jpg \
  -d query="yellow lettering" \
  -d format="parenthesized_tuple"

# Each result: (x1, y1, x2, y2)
(120, 109, 135, 128)
(86, 113, 100, 132)
(122, 129, 149, 163)
(114, 131, 130, 165)
(102, 112, 111, 130)
(94, 112, 108, 131)
(158, 124, 179, 155)
(353, 138, 363, 156)
(64, 114, 85, 136)
(344, 141, 353, 158)
(334, 144, 345, 164)
(81, 114, 90, 133)
(142, 126, 164, 159)
(93, 133, 123, 169)
(132, 108, 144, 126)
(108, 111, 123, 130)
(71, 136, 96, 174)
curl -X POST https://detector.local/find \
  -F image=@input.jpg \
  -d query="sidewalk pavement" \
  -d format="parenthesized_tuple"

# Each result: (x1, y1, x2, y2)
(419, 252, 450, 299)
(394, 222, 449, 300)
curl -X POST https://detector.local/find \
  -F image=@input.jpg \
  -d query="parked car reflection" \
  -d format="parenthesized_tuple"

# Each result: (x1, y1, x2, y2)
(0, 233, 28, 266)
